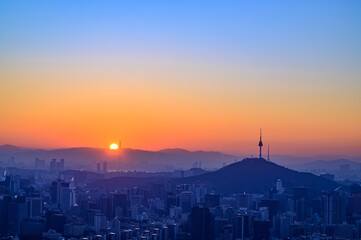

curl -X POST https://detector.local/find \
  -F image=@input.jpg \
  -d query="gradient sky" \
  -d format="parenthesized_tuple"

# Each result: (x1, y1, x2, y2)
(0, 1, 360, 156)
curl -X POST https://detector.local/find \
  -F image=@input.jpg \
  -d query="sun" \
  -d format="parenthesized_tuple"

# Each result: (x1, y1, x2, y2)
(109, 143, 119, 150)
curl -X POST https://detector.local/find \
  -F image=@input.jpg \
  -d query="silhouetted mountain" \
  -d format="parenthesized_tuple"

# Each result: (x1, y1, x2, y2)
(0, 145, 239, 171)
(177, 158, 341, 195)
(269, 154, 361, 166)
(288, 159, 361, 171)
(0, 144, 22, 152)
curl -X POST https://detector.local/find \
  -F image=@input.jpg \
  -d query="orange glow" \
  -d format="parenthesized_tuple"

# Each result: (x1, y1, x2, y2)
(0, 59, 360, 157)
(109, 143, 119, 150)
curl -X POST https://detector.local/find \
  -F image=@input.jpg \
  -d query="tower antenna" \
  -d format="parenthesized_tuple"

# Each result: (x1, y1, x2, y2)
(258, 128, 263, 159)
(267, 144, 270, 162)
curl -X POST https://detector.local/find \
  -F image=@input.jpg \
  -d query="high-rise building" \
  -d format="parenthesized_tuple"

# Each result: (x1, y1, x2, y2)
(204, 193, 220, 208)
(348, 194, 361, 215)
(50, 159, 57, 171)
(260, 200, 280, 222)
(294, 187, 309, 221)
(276, 179, 284, 194)
(273, 214, 292, 239)
(237, 193, 253, 210)
(94, 214, 106, 233)
(20, 218, 46, 239)
(50, 179, 76, 210)
(322, 190, 346, 224)
(47, 213, 66, 234)
(179, 191, 194, 213)
(27, 197, 43, 217)
(0, 195, 11, 234)
(220, 224, 233, 240)
(57, 158, 65, 171)
(5, 175, 20, 195)
(190, 206, 214, 240)
(35, 157, 45, 169)
(99, 195, 113, 219)
(233, 214, 250, 239)
(259, 207, 269, 221)
(49, 159, 65, 172)
(7, 195, 28, 235)
(253, 220, 270, 240)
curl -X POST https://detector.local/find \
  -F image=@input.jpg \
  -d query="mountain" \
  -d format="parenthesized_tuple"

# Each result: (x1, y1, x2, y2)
(88, 157, 342, 196)
(287, 159, 361, 171)
(0, 144, 22, 152)
(0, 145, 240, 171)
(268, 154, 361, 166)
(177, 158, 341, 196)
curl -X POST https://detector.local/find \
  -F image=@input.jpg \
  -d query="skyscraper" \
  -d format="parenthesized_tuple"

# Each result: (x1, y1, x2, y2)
(5, 175, 20, 195)
(7, 195, 28, 235)
(253, 220, 270, 240)
(27, 197, 43, 217)
(179, 191, 194, 213)
(50, 179, 76, 210)
(204, 193, 220, 208)
(294, 187, 309, 221)
(191, 206, 214, 240)
(322, 190, 346, 224)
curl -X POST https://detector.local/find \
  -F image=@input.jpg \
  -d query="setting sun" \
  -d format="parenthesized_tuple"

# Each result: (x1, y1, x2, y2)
(109, 143, 119, 150)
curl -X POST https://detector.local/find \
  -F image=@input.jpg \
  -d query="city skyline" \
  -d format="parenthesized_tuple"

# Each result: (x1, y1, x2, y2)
(0, 1, 361, 239)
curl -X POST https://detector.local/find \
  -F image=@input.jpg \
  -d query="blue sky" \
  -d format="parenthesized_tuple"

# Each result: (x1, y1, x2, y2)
(0, 1, 360, 155)
(1, 0, 360, 70)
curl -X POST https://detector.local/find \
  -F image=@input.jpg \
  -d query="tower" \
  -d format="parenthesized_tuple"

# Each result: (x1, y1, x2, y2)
(267, 144, 270, 162)
(258, 128, 263, 159)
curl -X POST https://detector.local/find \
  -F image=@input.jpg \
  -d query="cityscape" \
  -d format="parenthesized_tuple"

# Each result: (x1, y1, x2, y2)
(0, 132, 361, 240)
(1, 1, 361, 240)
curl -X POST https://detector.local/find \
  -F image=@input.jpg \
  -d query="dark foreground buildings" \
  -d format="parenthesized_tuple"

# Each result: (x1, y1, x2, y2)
(0, 151, 360, 239)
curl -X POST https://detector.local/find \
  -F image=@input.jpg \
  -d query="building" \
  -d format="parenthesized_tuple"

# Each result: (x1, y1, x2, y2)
(253, 220, 270, 240)
(204, 193, 220, 208)
(179, 191, 194, 213)
(237, 193, 253, 210)
(322, 190, 346, 224)
(27, 197, 43, 217)
(233, 213, 250, 239)
(50, 179, 76, 210)
(5, 175, 20, 195)
(294, 187, 309, 221)
(260, 199, 280, 222)
(190, 206, 214, 240)
(273, 214, 292, 239)
(7, 195, 28, 235)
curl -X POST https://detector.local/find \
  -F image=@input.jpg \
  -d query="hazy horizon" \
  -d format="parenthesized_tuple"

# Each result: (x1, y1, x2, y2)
(1, 143, 360, 160)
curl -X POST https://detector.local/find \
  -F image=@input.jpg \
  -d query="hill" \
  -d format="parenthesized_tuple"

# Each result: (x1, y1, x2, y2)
(177, 158, 341, 195)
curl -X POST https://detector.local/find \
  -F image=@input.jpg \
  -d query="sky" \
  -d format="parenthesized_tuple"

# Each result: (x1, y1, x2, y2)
(0, 1, 360, 156)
